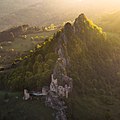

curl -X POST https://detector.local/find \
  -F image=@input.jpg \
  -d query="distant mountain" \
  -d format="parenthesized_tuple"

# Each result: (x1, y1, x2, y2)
(0, 25, 29, 42)
(0, 0, 40, 17)
(0, 0, 82, 31)
(1, 14, 120, 120)
(100, 11, 120, 33)
(1, 0, 120, 31)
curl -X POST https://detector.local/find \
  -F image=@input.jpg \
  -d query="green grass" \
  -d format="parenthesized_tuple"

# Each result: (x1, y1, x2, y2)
(3, 30, 57, 52)
(67, 94, 120, 120)
(0, 91, 54, 120)
(27, 30, 57, 40)
(4, 38, 35, 52)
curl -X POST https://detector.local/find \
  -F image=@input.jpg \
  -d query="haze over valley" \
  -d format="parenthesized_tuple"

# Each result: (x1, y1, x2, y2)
(0, 1, 120, 120)
(0, 0, 120, 31)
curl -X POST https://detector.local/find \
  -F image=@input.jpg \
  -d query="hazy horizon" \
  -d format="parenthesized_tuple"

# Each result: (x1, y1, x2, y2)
(0, 0, 120, 31)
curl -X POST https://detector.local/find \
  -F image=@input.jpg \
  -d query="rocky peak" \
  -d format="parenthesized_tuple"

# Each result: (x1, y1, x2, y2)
(73, 13, 104, 40)
(74, 13, 88, 27)
(75, 13, 87, 23)
(64, 22, 72, 31)
(63, 22, 73, 37)
(61, 13, 90, 40)
(73, 13, 89, 36)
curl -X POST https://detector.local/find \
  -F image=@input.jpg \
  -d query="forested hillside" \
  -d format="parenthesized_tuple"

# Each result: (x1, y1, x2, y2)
(1, 14, 120, 120)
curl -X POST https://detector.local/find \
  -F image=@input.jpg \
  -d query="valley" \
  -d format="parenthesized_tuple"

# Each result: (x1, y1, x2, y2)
(0, 24, 59, 68)
(0, 1, 120, 120)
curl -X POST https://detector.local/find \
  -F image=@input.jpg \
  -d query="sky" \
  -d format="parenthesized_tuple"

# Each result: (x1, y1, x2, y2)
(45, 0, 120, 13)
(84, 0, 120, 7)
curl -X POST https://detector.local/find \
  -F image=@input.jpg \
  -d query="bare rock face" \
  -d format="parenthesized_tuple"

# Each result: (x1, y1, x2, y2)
(47, 20, 75, 120)
(64, 22, 73, 37)
(73, 13, 90, 40)
(53, 27, 73, 86)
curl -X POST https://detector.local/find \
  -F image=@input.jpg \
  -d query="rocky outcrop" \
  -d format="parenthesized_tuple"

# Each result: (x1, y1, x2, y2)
(45, 91, 67, 120)
(46, 21, 74, 120)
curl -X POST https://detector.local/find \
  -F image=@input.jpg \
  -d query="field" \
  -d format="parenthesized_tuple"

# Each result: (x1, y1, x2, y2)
(0, 29, 57, 66)
(4, 30, 57, 52)
(67, 94, 120, 120)
(0, 91, 54, 120)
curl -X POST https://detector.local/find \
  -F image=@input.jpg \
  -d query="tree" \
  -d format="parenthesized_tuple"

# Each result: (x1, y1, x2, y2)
(36, 54, 43, 63)
(33, 61, 40, 74)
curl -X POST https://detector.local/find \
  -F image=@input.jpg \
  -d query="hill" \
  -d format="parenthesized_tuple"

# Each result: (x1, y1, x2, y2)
(0, 24, 58, 66)
(0, 91, 54, 120)
(1, 14, 120, 120)
(99, 11, 120, 33)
